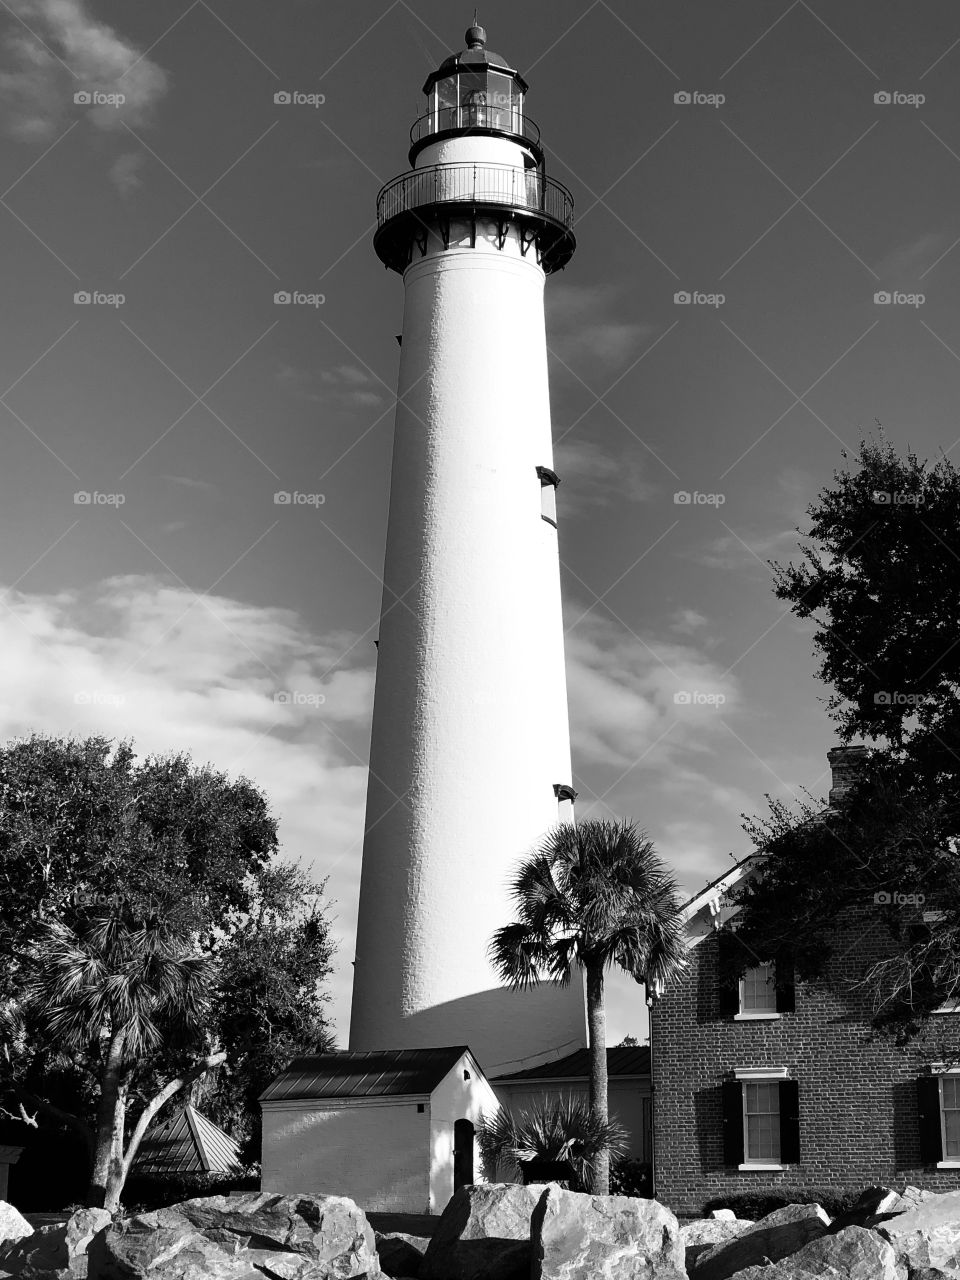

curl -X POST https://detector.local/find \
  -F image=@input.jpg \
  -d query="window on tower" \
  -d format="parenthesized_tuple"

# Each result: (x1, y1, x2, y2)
(537, 465, 560, 527)
(554, 782, 577, 824)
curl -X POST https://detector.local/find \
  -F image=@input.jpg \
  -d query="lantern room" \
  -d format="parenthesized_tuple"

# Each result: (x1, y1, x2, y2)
(409, 23, 541, 164)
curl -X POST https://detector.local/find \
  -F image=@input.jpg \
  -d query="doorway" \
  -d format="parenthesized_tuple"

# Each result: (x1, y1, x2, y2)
(453, 1118, 474, 1190)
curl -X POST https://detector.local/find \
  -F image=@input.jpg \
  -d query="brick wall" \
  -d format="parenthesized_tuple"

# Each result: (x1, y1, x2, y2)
(651, 914, 960, 1215)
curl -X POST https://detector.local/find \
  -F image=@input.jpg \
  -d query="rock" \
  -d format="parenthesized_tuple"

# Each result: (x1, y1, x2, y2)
(831, 1186, 906, 1231)
(774, 1225, 905, 1280)
(879, 1189, 960, 1275)
(682, 1220, 751, 1276)
(0, 1209, 111, 1279)
(88, 1193, 378, 1280)
(375, 1233, 426, 1279)
(419, 1183, 546, 1280)
(530, 1184, 686, 1280)
(710, 1210, 736, 1222)
(0, 1206, 32, 1247)
(691, 1203, 831, 1280)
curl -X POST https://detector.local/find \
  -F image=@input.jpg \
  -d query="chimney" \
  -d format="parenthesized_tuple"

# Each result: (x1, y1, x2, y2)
(827, 745, 868, 808)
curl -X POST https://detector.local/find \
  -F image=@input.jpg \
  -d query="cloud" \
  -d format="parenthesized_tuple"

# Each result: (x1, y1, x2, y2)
(0, 0, 168, 141)
(277, 363, 385, 410)
(553, 438, 654, 511)
(0, 574, 374, 1042)
(546, 284, 656, 376)
(108, 150, 144, 197)
(875, 232, 949, 284)
(565, 607, 739, 772)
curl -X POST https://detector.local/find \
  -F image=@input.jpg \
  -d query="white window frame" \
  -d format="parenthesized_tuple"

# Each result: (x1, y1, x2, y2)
(734, 961, 780, 1021)
(734, 1067, 787, 1170)
(934, 1067, 960, 1168)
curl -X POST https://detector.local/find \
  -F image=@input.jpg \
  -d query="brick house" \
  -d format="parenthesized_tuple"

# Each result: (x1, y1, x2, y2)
(650, 746, 960, 1215)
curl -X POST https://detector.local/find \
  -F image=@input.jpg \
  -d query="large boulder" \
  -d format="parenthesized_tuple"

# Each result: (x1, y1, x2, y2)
(0, 1206, 32, 1248)
(88, 1193, 378, 1280)
(770, 1224, 905, 1280)
(375, 1233, 426, 1279)
(681, 1219, 751, 1276)
(0, 1209, 111, 1279)
(419, 1184, 545, 1280)
(691, 1202, 831, 1280)
(878, 1189, 960, 1275)
(530, 1184, 686, 1280)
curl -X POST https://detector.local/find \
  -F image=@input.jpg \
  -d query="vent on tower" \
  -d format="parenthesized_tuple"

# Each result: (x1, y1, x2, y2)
(553, 782, 578, 824)
(537, 465, 560, 527)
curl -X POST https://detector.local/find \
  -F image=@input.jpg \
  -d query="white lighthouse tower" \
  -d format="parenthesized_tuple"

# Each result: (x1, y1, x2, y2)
(350, 23, 585, 1074)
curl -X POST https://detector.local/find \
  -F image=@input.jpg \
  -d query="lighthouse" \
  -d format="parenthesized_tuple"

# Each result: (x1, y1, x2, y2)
(349, 23, 585, 1074)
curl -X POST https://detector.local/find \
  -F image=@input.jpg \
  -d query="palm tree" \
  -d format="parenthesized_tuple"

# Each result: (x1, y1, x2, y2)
(489, 819, 686, 1194)
(477, 1097, 627, 1191)
(25, 901, 223, 1211)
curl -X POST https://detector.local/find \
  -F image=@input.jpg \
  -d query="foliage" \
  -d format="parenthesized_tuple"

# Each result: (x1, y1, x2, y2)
(0, 735, 336, 1207)
(122, 1171, 260, 1213)
(609, 1156, 652, 1198)
(489, 819, 684, 1193)
(731, 440, 960, 1037)
(477, 1098, 627, 1192)
(701, 1188, 862, 1221)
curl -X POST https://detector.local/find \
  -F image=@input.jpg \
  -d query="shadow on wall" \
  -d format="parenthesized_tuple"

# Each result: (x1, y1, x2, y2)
(372, 986, 586, 1076)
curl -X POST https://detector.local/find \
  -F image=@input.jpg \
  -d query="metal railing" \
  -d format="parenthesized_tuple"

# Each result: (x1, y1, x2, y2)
(410, 106, 541, 150)
(377, 162, 574, 230)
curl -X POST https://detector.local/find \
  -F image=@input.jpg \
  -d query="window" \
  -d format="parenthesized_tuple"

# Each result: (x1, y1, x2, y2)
(536, 465, 560, 527)
(717, 932, 794, 1018)
(942, 1077, 960, 1160)
(918, 1071, 960, 1166)
(553, 782, 577, 824)
(744, 1081, 780, 1163)
(740, 963, 777, 1016)
(722, 1073, 800, 1169)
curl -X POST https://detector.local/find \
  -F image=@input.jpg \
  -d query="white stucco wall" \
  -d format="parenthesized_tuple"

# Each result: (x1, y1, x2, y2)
(260, 1098, 429, 1212)
(350, 127, 586, 1073)
(428, 1050, 501, 1211)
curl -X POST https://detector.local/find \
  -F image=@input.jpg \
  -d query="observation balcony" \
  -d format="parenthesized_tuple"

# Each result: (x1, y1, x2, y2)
(374, 161, 575, 275)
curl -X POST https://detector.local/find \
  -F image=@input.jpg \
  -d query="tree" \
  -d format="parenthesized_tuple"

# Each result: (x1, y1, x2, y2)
(489, 819, 685, 1193)
(731, 439, 960, 1037)
(0, 736, 336, 1208)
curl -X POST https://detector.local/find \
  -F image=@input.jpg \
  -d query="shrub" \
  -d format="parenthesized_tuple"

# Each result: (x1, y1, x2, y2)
(702, 1187, 862, 1220)
(121, 1169, 260, 1212)
(609, 1157, 652, 1198)
(477, 1097, 626, 1192)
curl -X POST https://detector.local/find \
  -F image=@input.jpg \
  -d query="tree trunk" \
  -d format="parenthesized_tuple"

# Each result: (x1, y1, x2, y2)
(585, 957, 609, 1194)
(87, 1032, 127, 1210)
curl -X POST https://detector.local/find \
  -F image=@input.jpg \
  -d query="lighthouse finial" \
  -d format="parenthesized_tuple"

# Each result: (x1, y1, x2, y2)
(465, 15, 486, 49)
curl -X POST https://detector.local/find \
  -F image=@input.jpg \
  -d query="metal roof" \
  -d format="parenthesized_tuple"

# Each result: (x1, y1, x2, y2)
(259, 1046, 473, 1103)
(133, 1105, 242, 1175)
(493, 1045, 650, 1081)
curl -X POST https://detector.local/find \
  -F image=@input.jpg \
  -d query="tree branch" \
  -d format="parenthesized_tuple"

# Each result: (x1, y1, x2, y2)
(122, 1051, 227, 1171)
(14, 1090, 93, 1151)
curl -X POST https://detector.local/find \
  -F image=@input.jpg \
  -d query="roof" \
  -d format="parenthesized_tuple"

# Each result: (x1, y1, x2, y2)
(133, 1105, 242, 1175)
(493, 1045, 650, 1081)
(259, 1046, 474, 1103)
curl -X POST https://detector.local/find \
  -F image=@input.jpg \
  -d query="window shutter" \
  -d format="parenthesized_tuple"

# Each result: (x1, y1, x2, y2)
(779, 1078, 801, 1163)
(917, 1076, 943, 1165)
(721, 1080, 744, 1165)
(717, 933, 741, 1016)
(775, 955, 796, 1013)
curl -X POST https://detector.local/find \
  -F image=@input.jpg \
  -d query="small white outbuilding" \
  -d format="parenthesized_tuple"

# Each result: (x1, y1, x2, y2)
(259, 1046, 498, 1214)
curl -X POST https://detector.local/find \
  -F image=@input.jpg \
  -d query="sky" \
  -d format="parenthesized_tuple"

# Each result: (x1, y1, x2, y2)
(1, 0, 960, 1045)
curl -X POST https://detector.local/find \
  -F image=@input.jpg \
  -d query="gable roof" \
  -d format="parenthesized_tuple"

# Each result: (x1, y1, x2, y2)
(493, 1045, 650, 1081)
(133, 1105, 242, 1175)
(259, 1046, 474, 1103)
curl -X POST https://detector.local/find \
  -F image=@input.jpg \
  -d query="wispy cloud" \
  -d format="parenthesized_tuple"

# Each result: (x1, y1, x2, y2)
(546, 283, 656, 375)
(277, 362, 384, 409)
(0, 573, 373, 1041)
(0, 0, 168, 141)
(554, 438, 655, 511)
(108, 150, 144, 197)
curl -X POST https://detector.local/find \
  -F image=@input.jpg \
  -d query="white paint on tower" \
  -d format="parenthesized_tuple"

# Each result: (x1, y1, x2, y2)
(350, 24, 585, 1074)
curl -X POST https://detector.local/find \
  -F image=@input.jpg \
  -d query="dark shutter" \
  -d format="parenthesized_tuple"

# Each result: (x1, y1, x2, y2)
(721, 1080, 744, 1165)
(717, 933, 741, 1016)
(917, 1076, 943, 1165)
(775, 955, 796, 1013)
(779, 1079, 801, 1163)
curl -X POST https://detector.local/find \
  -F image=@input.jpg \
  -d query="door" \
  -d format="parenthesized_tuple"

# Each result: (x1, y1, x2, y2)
(453, 1118, 474, 1191)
